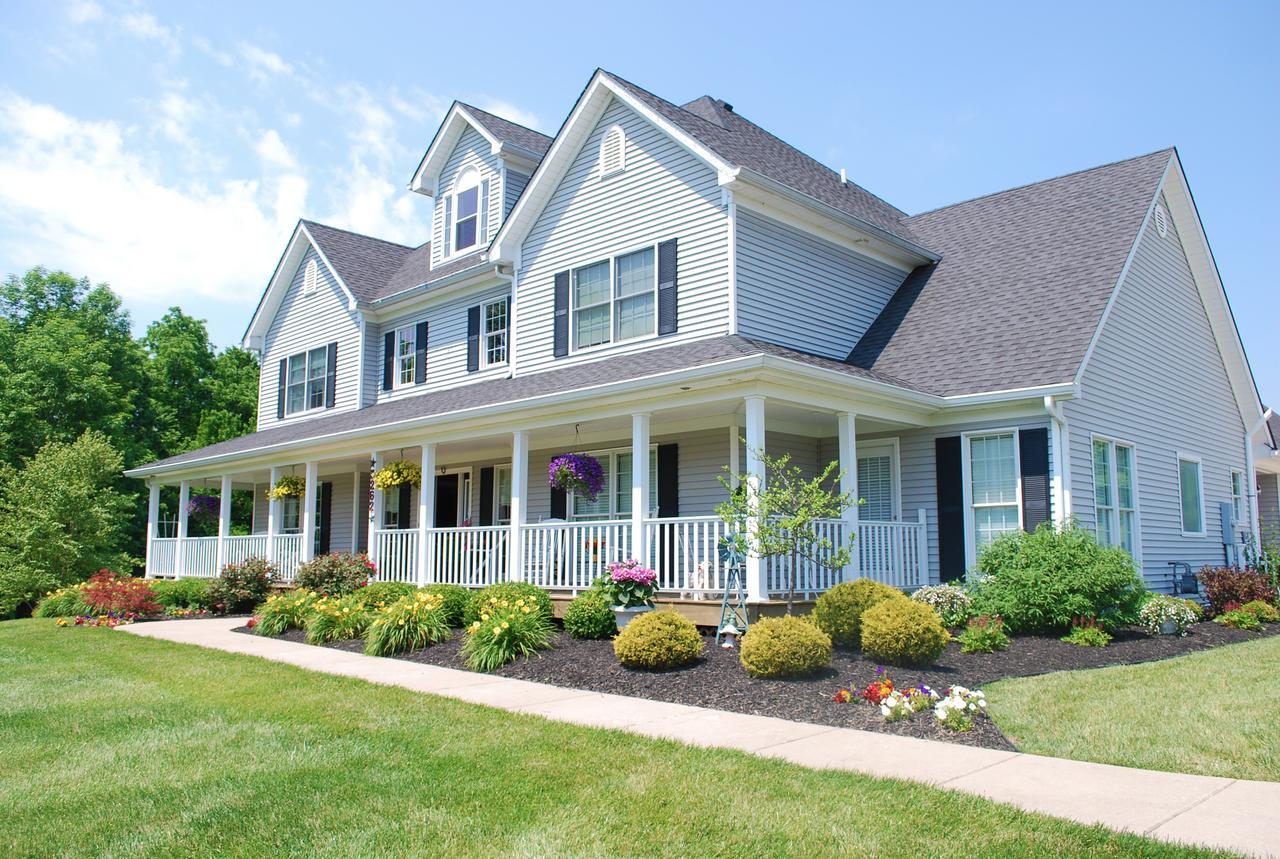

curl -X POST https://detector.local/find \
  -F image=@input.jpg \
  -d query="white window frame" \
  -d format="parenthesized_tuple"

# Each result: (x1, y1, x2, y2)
(1230, 468, 1247, 532)
(1177, 453, 1206, 537)
(856, 439, 901, 522)
(450, 166, 482, 256)
(599, 124, 626, 179)
(481, 297, 509, 368)
(494, 464, 513, 525)
(1091, 434, 1141, 558)
(302, 259, 319, 295)
(284, 345, 329, 416)
(281, 496, 301, 534)
(568, 446, 659, 522)
(394, 324, 417, 389)
(961, 429, 1023, 569)
(570, 243, 659, 354)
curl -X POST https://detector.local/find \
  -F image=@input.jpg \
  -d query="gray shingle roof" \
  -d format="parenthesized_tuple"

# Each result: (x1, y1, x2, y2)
(848, 149, 1173, 396)
(133, 335, 926, 471)
(457, 103, 553, 157)
(302, 221, 414, 303)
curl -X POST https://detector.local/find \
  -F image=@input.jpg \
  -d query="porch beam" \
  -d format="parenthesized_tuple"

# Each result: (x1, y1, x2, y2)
(631, 414, 651, 562)
(176, 480, 190, 577)
(368, 452, 383, 566)
(417, 443, 436, 586)
(743, 396, 766, 602)
(302, 461, 319, 562)
(145, 481, 161, 577)
(837, 412, 860, 581)
(216, 474, 233, 573)
(267, 466, 281, 563)
(508, 430, 529, 581)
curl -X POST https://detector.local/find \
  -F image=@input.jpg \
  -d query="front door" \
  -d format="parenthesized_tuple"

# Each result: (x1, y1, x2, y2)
(435, 474, 459, 528)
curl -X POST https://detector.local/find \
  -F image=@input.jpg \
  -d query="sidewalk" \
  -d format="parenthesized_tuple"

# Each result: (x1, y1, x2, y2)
(123, 617, 1278, 858)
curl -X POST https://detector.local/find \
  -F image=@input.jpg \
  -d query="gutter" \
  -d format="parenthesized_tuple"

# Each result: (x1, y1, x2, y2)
(367, 262, 502, 310)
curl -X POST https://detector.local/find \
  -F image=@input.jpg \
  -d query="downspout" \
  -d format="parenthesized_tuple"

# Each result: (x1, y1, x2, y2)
(1044, 395, 1072, 525)
(1244, 408, 1272, 546)
(493, 263, 516, 379)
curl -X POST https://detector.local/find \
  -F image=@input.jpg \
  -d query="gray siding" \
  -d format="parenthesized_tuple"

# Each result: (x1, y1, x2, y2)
(1258, 472, 1280, 544)
(252, 484, 267, 535)
(516, 97, 730, 374)
(736, 208, 907, 358)
(1064, 194, 1247, 589)
(256, 246, 362, 431)
(504, 170, 530, 218)
(431, 126, 503, 269)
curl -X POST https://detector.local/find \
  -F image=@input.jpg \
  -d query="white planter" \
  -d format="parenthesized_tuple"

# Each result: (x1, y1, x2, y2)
(1159, 619, 1179, 636)
(612, 605, 654, 630)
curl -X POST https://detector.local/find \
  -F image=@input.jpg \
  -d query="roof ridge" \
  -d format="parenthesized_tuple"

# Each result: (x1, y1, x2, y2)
(302, 219, 415, 251)
(455, 101, 553, 143)
(908, 147, 1175, 220)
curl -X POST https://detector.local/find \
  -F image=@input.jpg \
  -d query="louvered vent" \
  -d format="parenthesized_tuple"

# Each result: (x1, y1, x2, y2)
(599, 125, 625, 178)
(1154, 204, 1169, 238)
(302, 259, 319, 295)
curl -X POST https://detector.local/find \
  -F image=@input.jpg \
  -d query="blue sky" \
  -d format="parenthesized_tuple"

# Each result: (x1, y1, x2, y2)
(2, 1, 1277, 401)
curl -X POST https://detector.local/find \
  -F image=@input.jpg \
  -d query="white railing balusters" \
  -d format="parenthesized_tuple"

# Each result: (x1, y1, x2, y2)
(522, 520, 630, 594)
(429, 526, 508, 588)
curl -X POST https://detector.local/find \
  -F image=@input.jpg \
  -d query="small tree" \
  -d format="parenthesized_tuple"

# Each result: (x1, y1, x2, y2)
(716, 449, 857, 614)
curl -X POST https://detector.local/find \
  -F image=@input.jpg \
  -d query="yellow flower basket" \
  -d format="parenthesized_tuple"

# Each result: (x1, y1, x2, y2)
(372, 460, 422, 491)
(267, 475, 306, 500)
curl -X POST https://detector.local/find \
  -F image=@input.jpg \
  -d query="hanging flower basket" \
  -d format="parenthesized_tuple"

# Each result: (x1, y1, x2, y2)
(548, 452, 604, 502)
(268, 475, 306, 501)
(372, 459, 422, 491)
(186, 494, 220, 523)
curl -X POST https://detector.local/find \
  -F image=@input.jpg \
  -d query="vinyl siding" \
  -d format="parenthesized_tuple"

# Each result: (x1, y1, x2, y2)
(256, 246, 362, 431)
(432, 126, 502, 269)
(1064, 194, 1247, 590)
(736, 208, 906, 358)
(516, 97, 730, 374)
(504, 170, 530, 218)
(1258, 472, 1280, 542)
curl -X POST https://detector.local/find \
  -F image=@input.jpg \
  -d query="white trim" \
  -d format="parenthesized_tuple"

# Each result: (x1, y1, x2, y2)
(725, 188, 738, 335)
(444, 165, 484, 260)
(1089, 433, 1142, 562)
(282, 344, 332, 417)
(243, 223, 361, 348)
(599, 124, 626, 179)
(479, 296, 510, 369)
(302, 259, 319, 296)
(392, 324, 418, 389)
(961, 428, 1023, 570)
(568, 242, 660, 355)
(409, 103, 505, 197)
(1176, 452, 1207, 538)
(856, 439, 902, 522)
(1230, 466, 1247, 534)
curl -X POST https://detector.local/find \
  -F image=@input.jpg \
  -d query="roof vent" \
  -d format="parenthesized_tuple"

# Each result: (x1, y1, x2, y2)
(722, 102, 733, 113)
(840, 168, 848, 185)
(1154, 204, 1169, 238)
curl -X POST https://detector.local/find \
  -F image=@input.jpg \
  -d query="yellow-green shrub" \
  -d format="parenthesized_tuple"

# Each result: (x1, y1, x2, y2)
(304, 593, 373, 644)
(33, 583, 91, 618)
(739, 615, 831, 677)
(1240, 600, 1280, 623)
(365, 591, 452, 656)
(860, 598, 950, 666)
(613, 611, 703, 670)
(255, 588, 318, 636)
(812, 579, 908, 646)
(462, 594, 553, 671)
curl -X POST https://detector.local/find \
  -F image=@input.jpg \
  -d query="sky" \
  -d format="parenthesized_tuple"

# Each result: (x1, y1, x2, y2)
(1, 1, 1277, 401)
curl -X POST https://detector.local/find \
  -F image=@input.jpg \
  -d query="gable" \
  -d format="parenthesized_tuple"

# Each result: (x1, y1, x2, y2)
(430, 125, 503, 268)
(242, 223, 360, 350)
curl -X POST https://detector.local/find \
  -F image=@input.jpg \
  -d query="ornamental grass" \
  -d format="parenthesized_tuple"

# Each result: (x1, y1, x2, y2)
(255, 588, 318, 636)
(462, 595, 553, 672)
(304, 593, 374, 644)
(364, 591, 452, 656)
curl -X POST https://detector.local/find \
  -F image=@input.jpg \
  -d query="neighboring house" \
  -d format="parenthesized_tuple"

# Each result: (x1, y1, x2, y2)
(1251, 411, 1280, 549)
(125, 70, 1269, 604)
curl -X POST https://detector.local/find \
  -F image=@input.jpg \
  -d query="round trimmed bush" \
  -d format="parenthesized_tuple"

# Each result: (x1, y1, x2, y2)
(739, 615, 832, 677)
(464, 582, 553, 626)
(613, 611, 703, 670)
(564, 591, 617, 639)
(421, 583, 470, 627)
(812, 578, 908, 646)
(295, 553, 374, 595)
(860, 598, 950, 666)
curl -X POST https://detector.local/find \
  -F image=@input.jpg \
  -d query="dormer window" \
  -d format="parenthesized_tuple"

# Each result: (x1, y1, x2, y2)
(302, 259, 319, 295)
(452, 166, 481, 252)
(599, 125, 625, 178)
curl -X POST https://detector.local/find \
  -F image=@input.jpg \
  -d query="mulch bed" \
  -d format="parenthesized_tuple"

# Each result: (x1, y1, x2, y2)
(232, 619, 1279, 752)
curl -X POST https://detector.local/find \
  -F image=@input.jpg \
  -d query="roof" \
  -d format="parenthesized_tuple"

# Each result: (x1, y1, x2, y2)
(1268, 411, 1280, 450)
(132, 335, 927, 472)
(457, 103, 552, 157)
(848, 149, 1174, 396)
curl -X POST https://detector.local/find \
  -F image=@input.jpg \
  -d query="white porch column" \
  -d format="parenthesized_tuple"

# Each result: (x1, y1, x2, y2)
(508, 430, 529, 581)
(631, 413, 651, 562)
(216, 474, 233, 573)
(837, 412, 861, 581)
(175, 480, 190, 577)
(417, 443, 436, 586)
(368, 452, 383, 565)
(744, 396, 766, 602)
(267, 466, 281, 563)
(302, 460, 319, 562)
(145, 481, 161, 577)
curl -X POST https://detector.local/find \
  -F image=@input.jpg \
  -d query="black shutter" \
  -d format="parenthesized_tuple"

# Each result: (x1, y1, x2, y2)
(478, 467, 494, 526)
(414, 321, 428, 385)
(398, 484, 412, 530)
(657, 444, 679, 517)
(553, 271, 570, 357)
(1020, 428, 1051, 533)
(318, 482, 332, 555)
(324, 342, 337, 409)
(935, 436, 965, 583)
(276, 358, 287, 419)
(466, 305, 481, 372)
(657, 238, 678, 335)
(550, 487, 567, 519)
(382, 331, 395, 391)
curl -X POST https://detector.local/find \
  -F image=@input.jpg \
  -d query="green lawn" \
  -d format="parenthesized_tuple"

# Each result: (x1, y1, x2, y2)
(0, 622, 1226, 859)
(988, 634, 1280, 782)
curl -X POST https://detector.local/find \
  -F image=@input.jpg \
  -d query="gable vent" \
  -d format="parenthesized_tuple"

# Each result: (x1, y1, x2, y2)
(1154, 204, 1169, 238)
(302, 259, 319, 295)
(599, 125, 625, 178)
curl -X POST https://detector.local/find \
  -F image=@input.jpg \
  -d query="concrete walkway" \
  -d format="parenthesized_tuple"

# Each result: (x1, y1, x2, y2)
(123, 617, 1278, 858)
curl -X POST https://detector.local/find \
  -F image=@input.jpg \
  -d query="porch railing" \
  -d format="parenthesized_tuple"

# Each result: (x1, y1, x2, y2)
(430, 525, 509, 588)
(180, 536, 220, 578)
(644, 516, 731, 596)
(374, 529, 418, 583)
(149, 537, 177, 577)
(859, 514, 929, 590)
(273, 534, 304, 582)
(225, 535, 268, 567)
(523, 519, 630, 594)
(764, 519, 849, 599)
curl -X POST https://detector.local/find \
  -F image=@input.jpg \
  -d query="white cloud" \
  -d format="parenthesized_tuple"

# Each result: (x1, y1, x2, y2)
(238, 42, 293, 82)
(255, 129, 296, 170)
(475, 98, 541, 132)
(66, 0, 103, 24)
(119, 10, 179, 54)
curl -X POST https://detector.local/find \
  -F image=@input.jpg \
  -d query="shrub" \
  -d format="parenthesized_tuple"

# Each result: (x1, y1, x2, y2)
(1061, 618, 1111, 647)
(462, 594, 553, 671)
(1196, 567, 1275, 616)
(564, 591, 617, 639)
(957, 614, 1009, 653)
(613, 611, 703, 670)
(33, 583, 91, 618)
(365, 591, 452, 656)
(971, 523, 1145, 633)
(739, 615, 832, 677)
(207, 558, 276, 613)
(860, 599, 949, 666)
(910, 584, 973, 628)
(295, 553, 375, 595)
(812, 579, 907, 647)
(255, 588, 318, 636)
(82, 570, 160, 615)
(151, 578, 212, 610)
(1215, 609, 1263, 631)
(1239, 600, 1280, 623)
(360, 581, 416, 608)
(464, 582, 553, 626)
(421, 584, 470, 627)
(305, 593, 374, 643)
(1138, 594, 1203, 636)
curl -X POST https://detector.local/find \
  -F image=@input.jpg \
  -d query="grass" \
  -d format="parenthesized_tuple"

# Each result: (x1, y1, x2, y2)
(987, 634, 1280, 782)
(0, 621, 1227, 859)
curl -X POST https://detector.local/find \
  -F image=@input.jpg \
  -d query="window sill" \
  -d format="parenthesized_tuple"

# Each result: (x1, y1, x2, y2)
(569, 331, 661, 358)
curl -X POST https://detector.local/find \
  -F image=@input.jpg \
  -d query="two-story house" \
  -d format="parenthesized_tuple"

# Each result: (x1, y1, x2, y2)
(127, 69, 1271, 608)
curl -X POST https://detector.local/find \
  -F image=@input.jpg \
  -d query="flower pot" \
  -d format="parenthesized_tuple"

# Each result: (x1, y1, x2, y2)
(1159, 619, 1179, 635)
(612, 605, 654, 629)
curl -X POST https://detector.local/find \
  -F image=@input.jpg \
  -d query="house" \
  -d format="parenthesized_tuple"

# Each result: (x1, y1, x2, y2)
(125, 69, 1270, 607)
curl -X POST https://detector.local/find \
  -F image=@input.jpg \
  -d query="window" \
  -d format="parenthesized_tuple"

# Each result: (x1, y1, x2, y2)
(452, 167, 480, 252)
(395, 325, 416, 387)
(1093, 438, 1137, 555)
(1178, 455, 1204, 535)
(302, 259, 319, 295)
(285, 346, 329, 416)
(482, 298, 508, 367)
(384, 485, 402, 529)
(282, 496, 300, 533)
(599, 125, 625, 177)
(572, 247, 656, 351)
(569, 448, 659, 521)
(495, 465, 512, 524)
(1231, 469, 1247, 530)
(857, 444, 898, 521)
(968, 432, 1020, 555)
